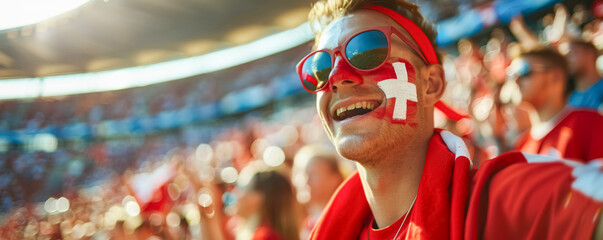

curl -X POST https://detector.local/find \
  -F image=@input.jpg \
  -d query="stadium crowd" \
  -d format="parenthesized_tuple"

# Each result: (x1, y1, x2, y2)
(1, 1, 602, 239)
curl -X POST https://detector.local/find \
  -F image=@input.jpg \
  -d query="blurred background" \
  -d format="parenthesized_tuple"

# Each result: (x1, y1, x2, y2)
(0, 0, 600, 239)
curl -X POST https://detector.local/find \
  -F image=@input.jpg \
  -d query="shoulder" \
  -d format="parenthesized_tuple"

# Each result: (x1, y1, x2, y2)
(309, 172, 372, 240)
(568, 81, 603, 108)
(482, 152, 603, 202)
(564, 108, 603, 120)
(561, 109, 603, 135)
(468, 152, 603, 239)
(543, 109, 603, 138)
(591, 79, 603, 90)
(487, 155, 577, 209)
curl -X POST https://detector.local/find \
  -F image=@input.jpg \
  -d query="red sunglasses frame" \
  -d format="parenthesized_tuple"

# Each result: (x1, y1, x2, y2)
(296, 25, 429, 93)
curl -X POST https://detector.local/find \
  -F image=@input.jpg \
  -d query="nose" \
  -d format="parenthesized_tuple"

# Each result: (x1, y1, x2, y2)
(328, 54, 363, 92)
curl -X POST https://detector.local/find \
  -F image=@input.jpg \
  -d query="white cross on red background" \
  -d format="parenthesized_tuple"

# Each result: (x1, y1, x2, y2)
(377, 62, 417, 120)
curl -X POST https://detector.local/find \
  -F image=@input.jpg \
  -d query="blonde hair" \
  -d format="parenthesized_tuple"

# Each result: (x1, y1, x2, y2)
(308, 0, 438, 56)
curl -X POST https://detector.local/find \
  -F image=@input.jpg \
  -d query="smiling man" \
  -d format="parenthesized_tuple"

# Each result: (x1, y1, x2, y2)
(509, 48, 603, 162)
(297, 0, 603, 239)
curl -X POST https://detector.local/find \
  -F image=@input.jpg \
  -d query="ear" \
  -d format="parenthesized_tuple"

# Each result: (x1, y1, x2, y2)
(422, 64, 446, 106)
(548, 68, 568, 95)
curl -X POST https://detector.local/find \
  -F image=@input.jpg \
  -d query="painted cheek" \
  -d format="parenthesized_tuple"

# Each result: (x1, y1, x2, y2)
(370, 59, 418, 126)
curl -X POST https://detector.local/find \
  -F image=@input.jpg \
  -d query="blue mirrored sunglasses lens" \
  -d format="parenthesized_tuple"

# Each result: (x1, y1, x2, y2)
(507, 59, 532, 80)
(301, 51, 332, 91)
(516, 60, 531, 78)
(346, 30, 388, 70)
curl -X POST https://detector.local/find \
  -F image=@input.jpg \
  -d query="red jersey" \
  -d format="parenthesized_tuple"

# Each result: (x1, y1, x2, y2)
(469, 154, 602, 239)
(359, 212, 411, 240)
(310, 130, 602, 240)
(515, 109, 603, 162)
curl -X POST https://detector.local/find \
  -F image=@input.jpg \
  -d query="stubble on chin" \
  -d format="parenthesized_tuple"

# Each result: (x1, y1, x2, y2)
(333, 125, 415, 167)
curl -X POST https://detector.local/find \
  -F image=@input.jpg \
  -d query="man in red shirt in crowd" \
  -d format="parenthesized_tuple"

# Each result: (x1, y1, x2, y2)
(509, 48, 603, 162)
(295, 0, 603, 239)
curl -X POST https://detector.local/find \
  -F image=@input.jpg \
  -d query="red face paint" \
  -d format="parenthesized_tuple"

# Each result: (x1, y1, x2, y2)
(369, 59, 418, 126)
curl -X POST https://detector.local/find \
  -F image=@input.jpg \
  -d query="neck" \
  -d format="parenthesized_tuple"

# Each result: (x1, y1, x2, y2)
(536, 99, 566, 123)
(575, 69, 601, 91)
(357, 129, 430, 228)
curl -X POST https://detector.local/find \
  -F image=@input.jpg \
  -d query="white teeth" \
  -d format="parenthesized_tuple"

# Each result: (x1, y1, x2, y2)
(335, 101, 378, 119)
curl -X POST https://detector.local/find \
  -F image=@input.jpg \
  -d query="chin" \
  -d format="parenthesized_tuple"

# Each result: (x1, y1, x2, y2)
(333, 135, 376, 161)
(332, 123, 419, 163)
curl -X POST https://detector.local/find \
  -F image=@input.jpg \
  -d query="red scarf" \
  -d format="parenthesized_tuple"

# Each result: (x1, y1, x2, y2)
(309, 130, 472, 240)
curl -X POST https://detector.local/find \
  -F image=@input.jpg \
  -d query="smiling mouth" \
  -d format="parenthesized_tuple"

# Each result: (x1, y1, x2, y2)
(334, 100, 381, 121)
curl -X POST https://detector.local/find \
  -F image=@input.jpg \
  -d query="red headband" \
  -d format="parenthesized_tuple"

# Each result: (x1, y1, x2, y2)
(362, 5, 439, 64)
(363, 5, 470, 121)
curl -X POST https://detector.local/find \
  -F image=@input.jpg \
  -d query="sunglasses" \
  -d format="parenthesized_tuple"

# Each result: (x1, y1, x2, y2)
(296, 26, 428, 93)
(506, 59, 549, 80)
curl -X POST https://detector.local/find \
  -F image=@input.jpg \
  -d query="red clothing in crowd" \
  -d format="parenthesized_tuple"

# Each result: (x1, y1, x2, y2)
(515, 109, 603, 162)
(360, 211, 412, 240)
(252, 224, 284, 240)
(310, 130, 602, 240)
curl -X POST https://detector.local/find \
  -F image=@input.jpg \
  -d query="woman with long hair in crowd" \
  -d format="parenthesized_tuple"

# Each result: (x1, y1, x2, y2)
(234, 170, 300, 240)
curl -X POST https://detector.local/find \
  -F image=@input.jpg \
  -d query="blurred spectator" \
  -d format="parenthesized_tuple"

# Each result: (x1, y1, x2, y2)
(565, 39, 603, 109)
(509, 48, 603, 161)
(293, 144, 345, 239)
(232, 170, 299, 240)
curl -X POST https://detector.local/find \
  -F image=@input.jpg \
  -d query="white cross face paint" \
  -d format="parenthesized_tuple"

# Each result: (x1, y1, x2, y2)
(378, 61, 417, 120)
(375, 60, 418, 125)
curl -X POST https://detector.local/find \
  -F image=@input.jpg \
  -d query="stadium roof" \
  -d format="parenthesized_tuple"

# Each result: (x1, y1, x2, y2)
(0, 0, 313, 79)
(0, 0, 504, 81)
